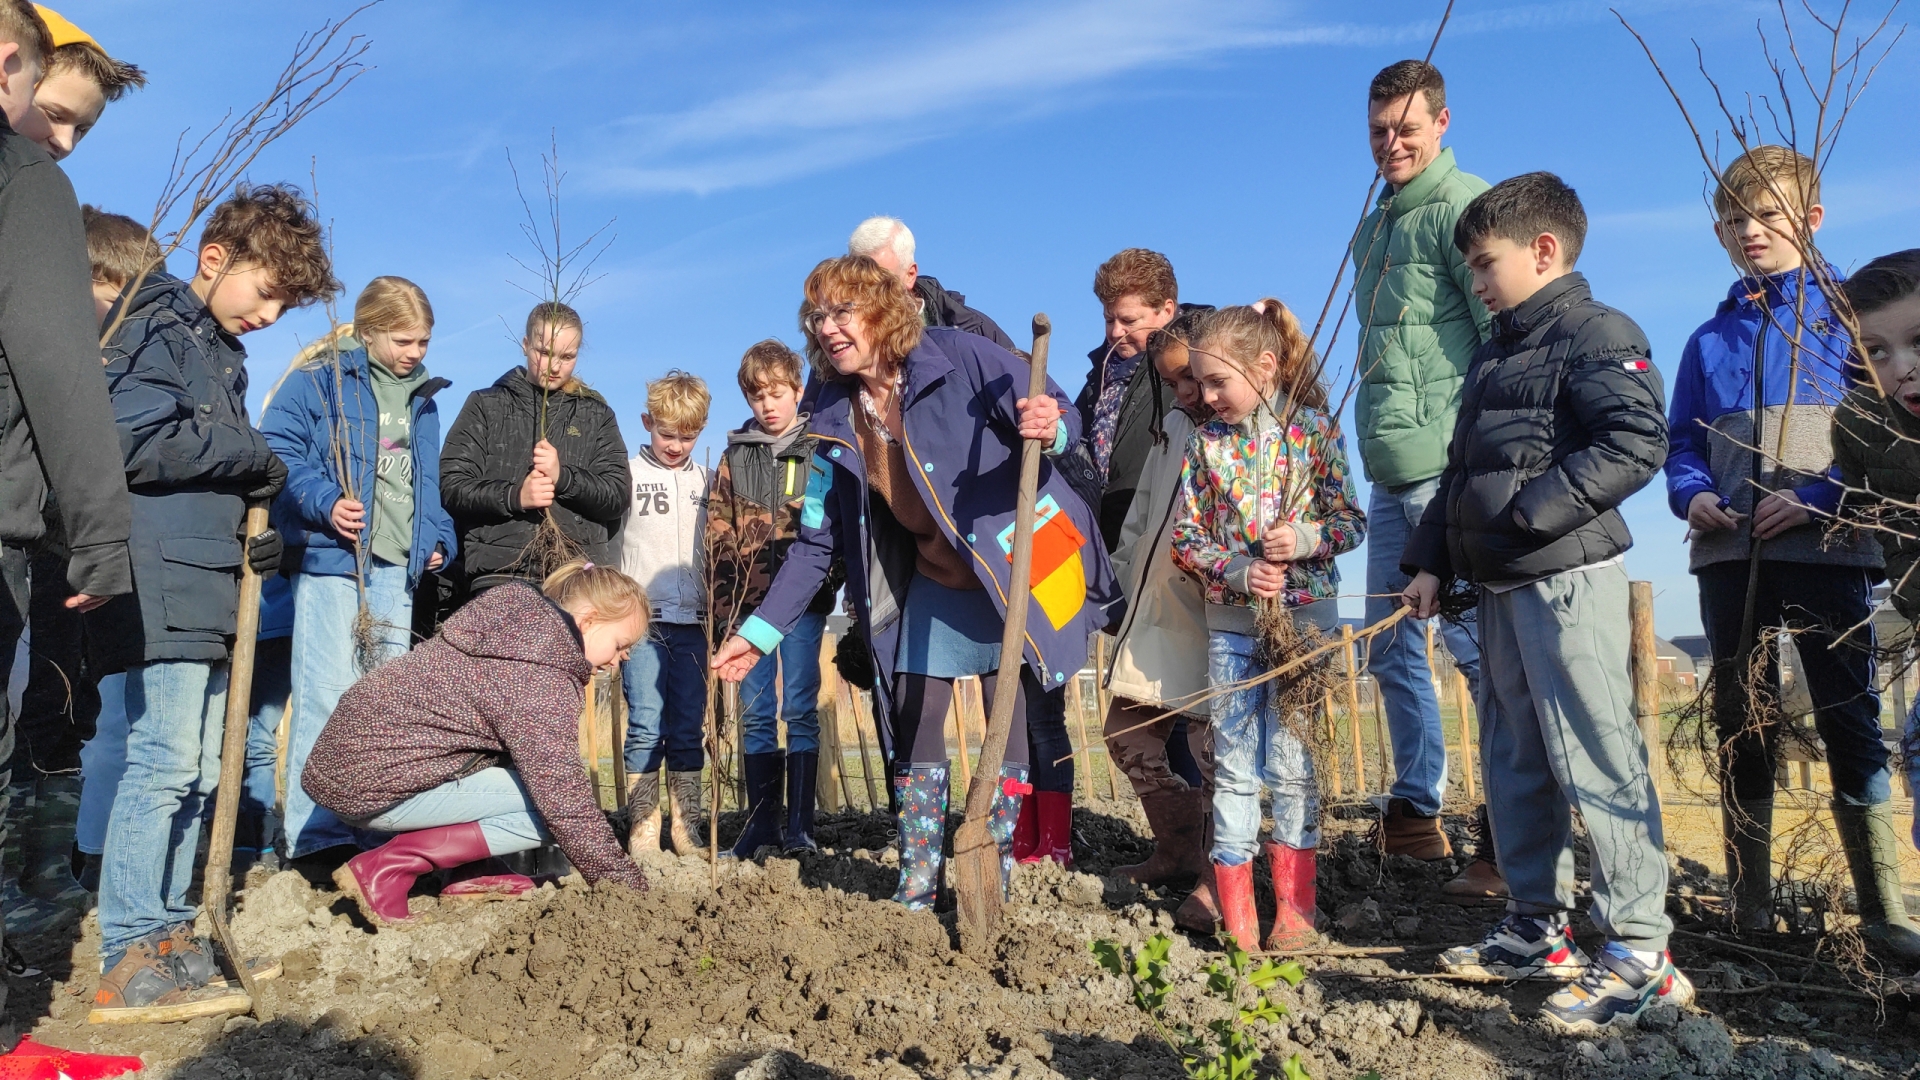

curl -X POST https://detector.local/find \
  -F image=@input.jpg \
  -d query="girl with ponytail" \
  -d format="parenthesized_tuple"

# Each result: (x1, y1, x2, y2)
(1168, 298, 1365, 953)
(302, 560, 650, 927)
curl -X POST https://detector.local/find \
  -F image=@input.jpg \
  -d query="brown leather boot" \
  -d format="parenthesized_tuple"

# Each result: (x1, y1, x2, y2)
(1115, 788, 1207, 888)
(1376, 797, 1452, 860)
(1174, 864, 1223, 934)
(1441, 803, 1508, 904)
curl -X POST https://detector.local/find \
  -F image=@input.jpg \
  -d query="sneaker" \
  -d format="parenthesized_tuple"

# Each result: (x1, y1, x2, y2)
(1438, 913, 1590, 981)
(166, 924, 282, 989)
(88, 932, 250, 1025)
(1542, 942, 1694, 1034)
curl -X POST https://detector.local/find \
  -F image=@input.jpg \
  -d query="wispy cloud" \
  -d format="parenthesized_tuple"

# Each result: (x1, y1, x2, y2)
(588, 0, 1452, 195)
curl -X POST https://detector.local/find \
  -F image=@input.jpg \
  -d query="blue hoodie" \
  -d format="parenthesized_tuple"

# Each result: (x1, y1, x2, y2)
(1663, 266, 1880, 572)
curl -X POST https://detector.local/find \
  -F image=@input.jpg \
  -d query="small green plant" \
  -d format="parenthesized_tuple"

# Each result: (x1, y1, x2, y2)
(1092, 932, 1308, 1080)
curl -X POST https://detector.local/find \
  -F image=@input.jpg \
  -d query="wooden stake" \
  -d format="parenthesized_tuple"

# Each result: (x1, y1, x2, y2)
(1091, 671, 1121, 799)
(1343, 625, 1366, 795)
(949, 677, 974, 794)
(1322, 690, 1344, 797)
(845, 681, 880, 810)
(854, 688, 885, 810)
(1629, 580, 1664, 795)
(580, 678, 601, 805)
(1454, 669, 1475, 802)
(1069, 677, 1096, 805)
(611, 672, 628, 811)
(817, 692, 847, 813)
(1369, 673, 1390, 790)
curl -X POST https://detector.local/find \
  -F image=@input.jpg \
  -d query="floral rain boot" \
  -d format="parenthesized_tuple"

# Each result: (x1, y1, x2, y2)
(891, 765, 949, 911)
(987, 764, 1033, 897)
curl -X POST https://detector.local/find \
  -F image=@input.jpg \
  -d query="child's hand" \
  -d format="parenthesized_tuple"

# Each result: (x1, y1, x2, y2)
(711, 635, 764, 683)
(1260, 524, 1297, 563)
(1687, 491, 1741, 532)
(518, 468, 556, 510)
(1752, 490, 1811, 539)
(331, 498, 366, 536)
(1401, 570, 1442, 619)
(1246, 560, 1286, 598)
(531, 439, 560, 480)
(427, 551, 445, 571)
(1015, 394, 1062, 443)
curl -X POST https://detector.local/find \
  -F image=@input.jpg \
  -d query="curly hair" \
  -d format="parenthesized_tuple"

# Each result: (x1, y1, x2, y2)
(799, 255, 923, 380)
(1093, 248, 1177, 309)
(199, 183, 340, 307)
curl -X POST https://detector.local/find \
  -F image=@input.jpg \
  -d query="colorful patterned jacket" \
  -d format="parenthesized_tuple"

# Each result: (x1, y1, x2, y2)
(1169, 402, 1365, 611)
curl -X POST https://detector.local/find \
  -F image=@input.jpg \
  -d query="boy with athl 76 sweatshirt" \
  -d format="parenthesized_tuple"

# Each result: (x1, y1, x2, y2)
(619, 370, 711, 856)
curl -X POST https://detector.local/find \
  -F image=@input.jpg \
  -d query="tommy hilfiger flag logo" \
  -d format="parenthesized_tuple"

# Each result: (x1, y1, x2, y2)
(1622, 359, 1651, 372)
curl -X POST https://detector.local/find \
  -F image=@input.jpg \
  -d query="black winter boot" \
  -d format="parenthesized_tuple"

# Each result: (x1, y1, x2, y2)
(785, 750, 819, 854)
(729, 752, 786, 859)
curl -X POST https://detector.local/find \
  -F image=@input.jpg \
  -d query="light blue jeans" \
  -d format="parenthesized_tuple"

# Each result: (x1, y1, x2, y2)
(77, 671, 127, 856)
(282, 562, 413, 858)
(1365, 478, 1482, 815)
(739, 610, 825, 756)
(239, 636, 292, 853)
(98, 661, 228, 958)
(1209, 630, 1319, 863)
(349, 767, 551, 855)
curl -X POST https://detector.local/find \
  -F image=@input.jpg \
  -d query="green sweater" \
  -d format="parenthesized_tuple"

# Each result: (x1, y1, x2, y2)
(1350, 147, 1491, 487)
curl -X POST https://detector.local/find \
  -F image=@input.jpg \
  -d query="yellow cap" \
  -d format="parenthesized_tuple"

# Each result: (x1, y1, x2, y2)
(33, 5, 103, 54)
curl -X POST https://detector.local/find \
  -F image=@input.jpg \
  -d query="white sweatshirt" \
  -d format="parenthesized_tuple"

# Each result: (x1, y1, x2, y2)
(617, 447, 710, 625)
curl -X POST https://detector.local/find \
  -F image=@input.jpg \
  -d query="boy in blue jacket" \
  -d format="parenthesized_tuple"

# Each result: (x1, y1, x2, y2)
(261, 277, 456, 866)
(88, 184, 337, 1023)
(1663, 147, 1918, 960)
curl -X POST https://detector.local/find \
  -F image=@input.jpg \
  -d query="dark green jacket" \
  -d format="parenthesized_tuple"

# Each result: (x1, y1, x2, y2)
(1833, 386, 1920, 620)
(1351, 147, 1491, 487)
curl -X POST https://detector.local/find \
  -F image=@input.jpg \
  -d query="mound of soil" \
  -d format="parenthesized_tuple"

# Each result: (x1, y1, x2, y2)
(8, 803, 1916, 1079)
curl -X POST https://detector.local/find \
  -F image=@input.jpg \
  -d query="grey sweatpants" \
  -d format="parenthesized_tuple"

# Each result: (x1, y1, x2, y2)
(1479, 563, 1671, 952)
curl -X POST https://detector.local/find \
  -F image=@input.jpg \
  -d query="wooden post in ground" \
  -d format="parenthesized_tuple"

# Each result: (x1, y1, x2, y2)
(1368, 672, 1390, 790)
(949, 677, 974, 794)
(581, 676, 602, 806)
(1629, 580, 1664, 795)
(1453, 670, 1475, 802)
(1065, 675, 1096, 805)
(1322, 690, 1344, 797)
(816, 700, 848, 813)
(1342, 625, 1366, 795)
(611, 671, 628, 810)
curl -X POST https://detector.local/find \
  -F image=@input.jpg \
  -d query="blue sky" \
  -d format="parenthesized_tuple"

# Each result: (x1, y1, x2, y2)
(56, 0, 1920, 636)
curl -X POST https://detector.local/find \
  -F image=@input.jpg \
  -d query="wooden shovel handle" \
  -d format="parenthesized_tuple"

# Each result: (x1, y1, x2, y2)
(203, 500, 270, 1007)
(962, 315, 1051, 823)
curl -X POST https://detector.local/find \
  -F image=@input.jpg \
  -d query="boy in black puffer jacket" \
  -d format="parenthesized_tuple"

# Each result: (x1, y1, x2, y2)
(1401, 172, 1685, 1035)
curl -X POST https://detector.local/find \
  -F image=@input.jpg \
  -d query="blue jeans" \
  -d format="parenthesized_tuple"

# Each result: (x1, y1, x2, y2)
(77, 671, 127, 856)
(739, 610, 825, 755)
(99, 661, 228, 957)
(350, 767, 551, 854)
(1365, 478, 1482, 815)
(239, 636, 292, 853)
(622, 621, 708, 773)
(283, 563, 413, 857)
(1209, 631, 1319, 862)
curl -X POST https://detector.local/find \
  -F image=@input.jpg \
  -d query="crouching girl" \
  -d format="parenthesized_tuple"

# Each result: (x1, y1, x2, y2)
(1169, 301, 1364, 951)
(302, 561, 649, 926)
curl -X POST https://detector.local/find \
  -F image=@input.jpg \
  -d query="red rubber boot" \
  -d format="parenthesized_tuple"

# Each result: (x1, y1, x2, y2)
(1032, 791, 1076, 868)
(1263, 842, 1319, 952)
(1213, 859, 1259, 953)
(334, 821, 494, 927)
(1011, 795, 1040, 864)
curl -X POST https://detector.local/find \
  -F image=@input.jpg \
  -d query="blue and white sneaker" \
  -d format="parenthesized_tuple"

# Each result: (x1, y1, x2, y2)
(1438, 913, 1590, 980)
(1542, 942, 1694, 1034)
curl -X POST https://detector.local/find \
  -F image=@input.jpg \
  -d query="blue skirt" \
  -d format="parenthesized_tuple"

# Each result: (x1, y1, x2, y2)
(896, 574, 1002, 678)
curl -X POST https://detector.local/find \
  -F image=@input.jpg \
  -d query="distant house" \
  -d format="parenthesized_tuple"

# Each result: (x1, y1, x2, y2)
(1654, 637, 1698, 689)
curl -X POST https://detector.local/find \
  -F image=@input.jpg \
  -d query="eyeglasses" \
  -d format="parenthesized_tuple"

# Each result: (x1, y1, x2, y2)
(804, 303, 858, 335)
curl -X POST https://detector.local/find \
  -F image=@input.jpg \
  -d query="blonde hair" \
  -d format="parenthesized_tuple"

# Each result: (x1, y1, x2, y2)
(543, 559, 648, 629)
(647, 369, 711, 433)
(800, 255, 923, 381)
(1715, 145, 1820, 218)
(1196, 299, 1326, 411)
(353, 276, 433, 338)
(737, 339, 804, 397)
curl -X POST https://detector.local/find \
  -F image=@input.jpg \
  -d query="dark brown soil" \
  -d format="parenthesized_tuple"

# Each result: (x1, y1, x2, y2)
(6, 802, 1916, 1079)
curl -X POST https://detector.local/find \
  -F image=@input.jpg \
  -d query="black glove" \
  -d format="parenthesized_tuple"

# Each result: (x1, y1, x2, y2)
(833, 624, 875, 691)
(245, 453, 288, 501)
(246, 528, 283, 577)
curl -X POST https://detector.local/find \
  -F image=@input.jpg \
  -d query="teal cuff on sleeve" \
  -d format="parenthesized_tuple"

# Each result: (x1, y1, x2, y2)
(738, 614, 784, 655)
(1046, 421, 1070, 457)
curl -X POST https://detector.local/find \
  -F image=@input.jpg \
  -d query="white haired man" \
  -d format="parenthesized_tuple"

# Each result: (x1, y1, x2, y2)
(848, 216, 1017, 351)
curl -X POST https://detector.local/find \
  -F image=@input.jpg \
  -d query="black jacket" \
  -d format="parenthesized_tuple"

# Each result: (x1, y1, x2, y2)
(88, 274, 279, 670)
(0, 115, 131, 597)
(914, 275, 1017, 353)
(1070, 303, 1214, 551)
(439, 367, 631, 588)
(1402, 274, 1667, 585)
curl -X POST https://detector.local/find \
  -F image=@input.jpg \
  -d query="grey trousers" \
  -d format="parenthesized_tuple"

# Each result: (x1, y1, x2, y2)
(1479, 563, 1671, 952)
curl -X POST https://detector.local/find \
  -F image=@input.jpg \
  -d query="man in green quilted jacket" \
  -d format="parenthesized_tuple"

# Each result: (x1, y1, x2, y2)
(1350, 60, 1499, 896)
